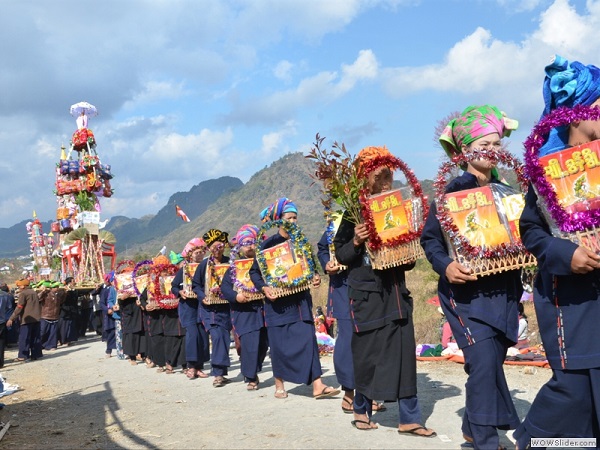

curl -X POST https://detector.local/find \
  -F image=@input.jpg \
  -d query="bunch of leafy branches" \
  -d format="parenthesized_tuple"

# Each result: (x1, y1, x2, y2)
(305, 133, 365, 224)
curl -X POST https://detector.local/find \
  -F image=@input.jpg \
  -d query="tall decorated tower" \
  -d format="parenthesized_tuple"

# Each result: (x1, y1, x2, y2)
(52, 102, 117, 286)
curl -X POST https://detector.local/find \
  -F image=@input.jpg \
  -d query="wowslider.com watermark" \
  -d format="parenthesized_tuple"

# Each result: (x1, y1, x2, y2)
(531, 438, 596, 448)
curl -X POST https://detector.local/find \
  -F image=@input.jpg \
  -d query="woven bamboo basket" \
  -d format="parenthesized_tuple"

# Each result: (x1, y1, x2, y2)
(267, 282, 310, 299)
(233, 288, 265, 301)
(455, 251, 537, 277)
(203, 292, 229, 305)
(560, 228, 600, 254)
(367, 239, 425, 270)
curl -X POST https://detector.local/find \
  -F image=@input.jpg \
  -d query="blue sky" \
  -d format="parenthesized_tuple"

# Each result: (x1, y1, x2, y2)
(1, 0, 599, 227)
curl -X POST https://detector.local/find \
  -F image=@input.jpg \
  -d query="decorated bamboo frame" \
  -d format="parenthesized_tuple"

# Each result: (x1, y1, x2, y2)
(359, 156, 429, 270)
(435, 148, 536, 277)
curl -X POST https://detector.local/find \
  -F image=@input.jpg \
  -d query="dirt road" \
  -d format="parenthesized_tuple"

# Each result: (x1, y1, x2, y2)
(0, 335, 549, 449)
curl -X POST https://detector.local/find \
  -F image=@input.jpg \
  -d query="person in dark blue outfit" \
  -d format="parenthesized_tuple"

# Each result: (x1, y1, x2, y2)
(192, 229, 232, 388)
(250, 197, 340, 400)
(0, 283, 13, 367)
(171, 238, 210, 379)
(317, 227, 387, 415)
(421, 106, 521, 449)
(221, 224, 268, 391)
(335, 146, 434, 436)
(514, 56, 600, 449)
(99, 273, 117, 358)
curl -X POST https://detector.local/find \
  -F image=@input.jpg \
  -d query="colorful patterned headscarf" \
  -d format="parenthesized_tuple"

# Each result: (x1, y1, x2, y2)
(539, 55, 600, 156)
(202, 229, 229, 248)
(103, 272, 115, 283)
(169, 251, 184, 265)
(260, 197, 298, 223)
(356, 146, 395, 176)
(235, 224, 260, 247)
(439, 105, 518, 159)
(181, 237, 206, 258)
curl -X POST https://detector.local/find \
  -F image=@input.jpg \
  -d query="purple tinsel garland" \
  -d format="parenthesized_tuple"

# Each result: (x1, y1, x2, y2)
(524, 105, 600, 233)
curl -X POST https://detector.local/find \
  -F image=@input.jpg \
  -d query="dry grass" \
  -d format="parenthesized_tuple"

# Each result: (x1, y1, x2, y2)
(313, 260, 541, 346)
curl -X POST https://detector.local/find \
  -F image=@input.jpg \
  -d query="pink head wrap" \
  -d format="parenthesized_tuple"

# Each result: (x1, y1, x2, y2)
(181, 237, 206, 258)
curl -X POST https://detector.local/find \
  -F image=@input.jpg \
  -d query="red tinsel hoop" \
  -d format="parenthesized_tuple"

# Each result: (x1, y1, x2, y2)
(147, 263, 179, 309)
(434, 148, 529, 259)
(359, 154, 429, 252)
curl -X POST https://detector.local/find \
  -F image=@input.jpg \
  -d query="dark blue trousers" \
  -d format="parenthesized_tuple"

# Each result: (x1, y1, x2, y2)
(40, 319, 58, 350)
(334, 318, 355, 390)
(105, 328, 116, 354)
(184, 323, 209, 369)
(354, 392, 421, 424)
(18, 322, 43, 360)
(461, 336, 520, 450)
(514, 368, 600, 449)
(239, 327, 268, 382)
(207, 324, 230, 376)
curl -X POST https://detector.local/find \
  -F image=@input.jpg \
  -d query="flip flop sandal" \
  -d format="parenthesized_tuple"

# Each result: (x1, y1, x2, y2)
(196, 370, 209, 378)
(247, 377, 259, 390)
(397, 426, 437, 438)
(213, 377, 226, 388)
(314, 386, 341, 399)
(341, 397, 354, 414)
(372, 401, 387, 412)
(274, 389, 288, 399)
(351, 419, 377, 431)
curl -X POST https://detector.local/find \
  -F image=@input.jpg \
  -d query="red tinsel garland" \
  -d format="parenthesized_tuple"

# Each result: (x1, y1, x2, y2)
(147, 263, 179, 309)
(359, 154, 429, 252)
(434, 148, 529, 259)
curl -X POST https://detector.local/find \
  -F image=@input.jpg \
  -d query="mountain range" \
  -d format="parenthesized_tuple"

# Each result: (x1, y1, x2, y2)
(0, 152, 437, 259)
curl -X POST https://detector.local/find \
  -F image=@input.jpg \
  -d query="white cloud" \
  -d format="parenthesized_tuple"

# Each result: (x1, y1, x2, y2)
(274, 60, 294, 83)
(224, 50, 379, 125)
(533, 0, 598, 55)
(496, 0, 543, 12)
(260, 121, 298, 156)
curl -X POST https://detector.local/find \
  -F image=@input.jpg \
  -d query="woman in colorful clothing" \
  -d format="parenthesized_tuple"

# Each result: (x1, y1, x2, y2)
(420, 106, 521, 448)
(250, 198, 340, 400)
(221, 224, 269, 391)
(514, 55, 600, 448)
(317, 228, 386, 415)
(118, 270, 146, 366)
(192, 229, 232, 388)
(335, 147, 434, 436)
(163, 252, 187, 374)
(171, 238, 210, 379)
(140, 255, 170, 372)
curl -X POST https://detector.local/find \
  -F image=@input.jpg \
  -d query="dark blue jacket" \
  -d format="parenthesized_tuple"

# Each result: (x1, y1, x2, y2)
(249, 233, 313, 327)
(520, 184, 600, 370)
(221, 266, 265, 336)
(317, 231, 350, 320)
(420, 172, 521, 349)
(192, 256, 231, 329)
(171, 267, 198, 327)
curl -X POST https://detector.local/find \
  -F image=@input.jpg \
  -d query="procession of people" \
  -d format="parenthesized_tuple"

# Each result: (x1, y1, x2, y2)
(4, 54, 600, 449)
